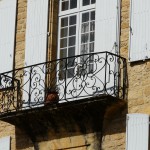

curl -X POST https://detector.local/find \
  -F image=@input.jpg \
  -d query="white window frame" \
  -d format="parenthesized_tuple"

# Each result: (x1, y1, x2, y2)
(58, 0, 96, 58)
(58, 0, 96, 78)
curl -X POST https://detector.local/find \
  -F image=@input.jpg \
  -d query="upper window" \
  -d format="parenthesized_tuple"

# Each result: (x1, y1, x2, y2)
(61, 0, 77, 11)
(59, 0, 96, 15)
(82, 0, 95, 6)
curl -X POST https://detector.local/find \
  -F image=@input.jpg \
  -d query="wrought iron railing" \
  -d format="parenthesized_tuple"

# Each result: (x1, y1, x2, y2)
(0, 52, 127, 114)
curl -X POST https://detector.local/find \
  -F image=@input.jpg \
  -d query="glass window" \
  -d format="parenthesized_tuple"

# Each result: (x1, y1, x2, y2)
(61, 28, 68, 37)
(83, 0, 90, 6)
(70, 0, 77, 9)
(61, 17, 68, 27)
(59, 0, 96, 78)
(61, 0, 77, 11)
(70, 15, 76, 25)
(82, 0, 96, 6)
(62, 0, 69, 11)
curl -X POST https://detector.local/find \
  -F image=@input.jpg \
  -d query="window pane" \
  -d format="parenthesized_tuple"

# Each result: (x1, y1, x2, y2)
(70, 0, 77, 9)
(83, 0, 90, 6)
(69, 26, 76, 36)
(91, 0, 96, 4)
(61, 28, 68, 37)
(60, 38, 67, 48)
(90, 32, 95, 42)
(68, 47, 75, 57)
(82, 12, 89, 23)
(90, 22, 95, 31)
(81, 34, 89, 44)
(89, 63, 94, 73)
(91, 11, 95, 20)
(89, 55, 94, 62)
(67, 68, 74, 78)
(59, 63, 66, 79)
(69, 36, 76, 46)
(70, 15, 76, 25)
(62, 1, 69, 11)
(81, 44, 88, 54)
(82, 23, 89, 33)
(61, 17, 68, 27)
(60, 48, 67, 58)
(68, 47, 75, 67)
(89, 43, 94, 52)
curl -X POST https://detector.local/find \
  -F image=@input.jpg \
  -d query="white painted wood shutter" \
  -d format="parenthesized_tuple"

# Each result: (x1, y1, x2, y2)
(129, 0, 150, 62)
(126, 113, 149, 150)
(24, 0, 49, 107)
(95, 0, 120, 54)
(0, 0, 17, 73)
(25, 0, 49, 65)
(0, 136, 10, 150)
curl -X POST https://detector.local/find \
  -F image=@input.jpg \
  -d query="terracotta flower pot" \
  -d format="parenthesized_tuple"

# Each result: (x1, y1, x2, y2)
(45, 91, 59, 105)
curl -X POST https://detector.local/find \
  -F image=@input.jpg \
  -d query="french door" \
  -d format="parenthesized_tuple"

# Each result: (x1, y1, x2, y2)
(58, 0, 120, 101)
(58, 0, 96, 101)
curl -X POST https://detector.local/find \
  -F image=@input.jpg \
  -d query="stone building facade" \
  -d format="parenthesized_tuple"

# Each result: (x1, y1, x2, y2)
(0, 0, 149, 149)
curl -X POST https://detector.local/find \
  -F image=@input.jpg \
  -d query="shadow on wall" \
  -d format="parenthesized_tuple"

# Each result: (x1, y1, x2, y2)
(15, 102, 107, 150)
(101, 102, 127, 150)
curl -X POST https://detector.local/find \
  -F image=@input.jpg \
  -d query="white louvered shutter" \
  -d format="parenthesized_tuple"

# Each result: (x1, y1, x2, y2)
(126, 113, 149, 150)
(24, 0, 49, 107)
(94, 0, 120, 96)
(129, 0, 150, 62)
(0, 136, 10, 150)
(0, 0, 17, 73)
(95, 0, 120, 54)
(25, 0, 49, 65)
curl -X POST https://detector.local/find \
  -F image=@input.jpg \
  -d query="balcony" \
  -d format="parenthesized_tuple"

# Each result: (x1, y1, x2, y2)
(0, 52, 126, 139)
(0, 52, 127, 143)
(0, 52, 127, 118)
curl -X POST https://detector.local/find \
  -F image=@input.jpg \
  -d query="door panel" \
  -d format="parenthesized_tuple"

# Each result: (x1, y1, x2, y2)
(58, 0, 120, 101)
(58, 14, 79, 102)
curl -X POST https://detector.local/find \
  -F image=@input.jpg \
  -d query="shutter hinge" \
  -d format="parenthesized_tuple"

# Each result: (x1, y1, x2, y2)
(130, 26, 133, 35)
(127, 116, 129, 120)
(47, 32, 50, 36)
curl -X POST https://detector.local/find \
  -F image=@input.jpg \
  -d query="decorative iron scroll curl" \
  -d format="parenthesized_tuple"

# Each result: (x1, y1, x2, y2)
(0, 74, 20, 113)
